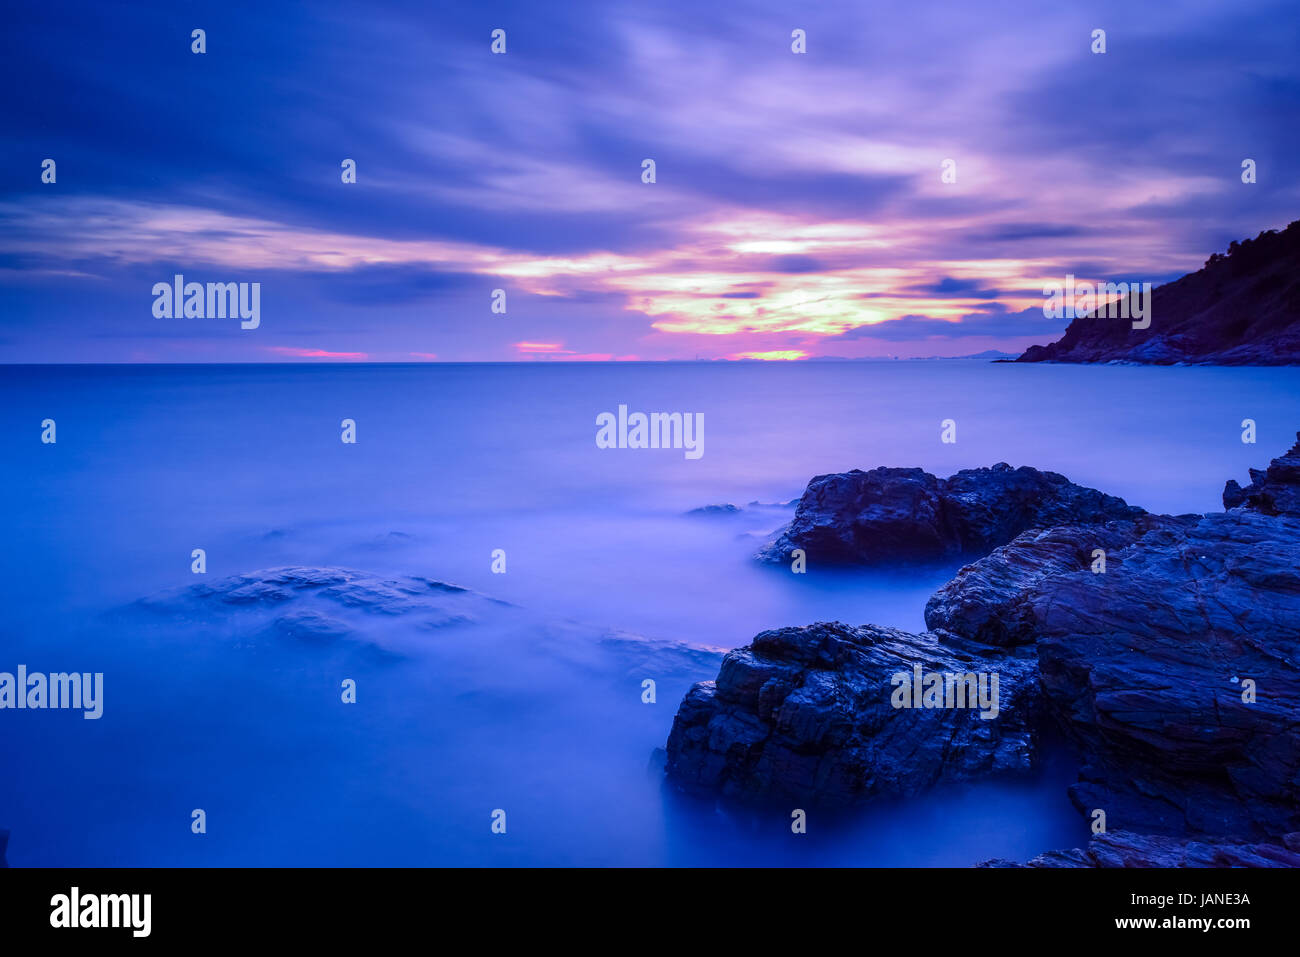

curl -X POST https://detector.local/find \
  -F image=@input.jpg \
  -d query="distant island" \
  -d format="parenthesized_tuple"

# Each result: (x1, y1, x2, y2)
(1018, 219, 1300, 365)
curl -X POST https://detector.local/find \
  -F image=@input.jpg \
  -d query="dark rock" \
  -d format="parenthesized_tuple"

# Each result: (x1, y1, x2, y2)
(673, 435, 1300, 858)
(1018, 219, 1300, 365)
(980, 830, 1300, 868)
(1027, 510, 1300, 839)
(1224, 431, 1300, 516)
(925, 504, 1300, 839)
(925, 516, 1192, 647)
(757, 463, 1142, 566)
(665, 621, 1039, 806)
(929, 506, 1300, 839)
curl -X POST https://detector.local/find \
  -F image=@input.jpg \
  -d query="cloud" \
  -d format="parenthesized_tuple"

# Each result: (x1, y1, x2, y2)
(726, 350, 809, 361)
(909, 277, 1003, 298)
(832, 306, 1069, 342)
(3, 0, 1297, 361)
(266, 347, 368, 359)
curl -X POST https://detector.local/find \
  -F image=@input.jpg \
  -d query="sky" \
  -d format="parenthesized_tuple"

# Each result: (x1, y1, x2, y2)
(2, 0, 1298, 362)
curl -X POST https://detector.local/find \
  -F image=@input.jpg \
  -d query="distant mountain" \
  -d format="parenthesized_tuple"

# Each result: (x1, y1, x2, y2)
(900, 350, 1020, 361)
(950, 349, 1020, 360)
(1018, 219, 1300, 365)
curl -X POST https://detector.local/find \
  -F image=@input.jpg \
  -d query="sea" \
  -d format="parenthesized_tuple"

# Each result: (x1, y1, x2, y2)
(2, 360, 1297, 865)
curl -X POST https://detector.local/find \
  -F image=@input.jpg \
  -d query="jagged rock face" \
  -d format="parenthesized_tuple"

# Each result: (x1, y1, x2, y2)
(924, 516, 1191, 647)
(980, 830, 1300, 868)
(927, 508, 1300, 838)
(1018, 218, 1300, 365)
(665, 622, 1040, 807)
(927, 506, 1300, 837)
(757, 463, 1143, 566)
(1029, 511, 1300, 838)
(1224, 432, 1300, 516)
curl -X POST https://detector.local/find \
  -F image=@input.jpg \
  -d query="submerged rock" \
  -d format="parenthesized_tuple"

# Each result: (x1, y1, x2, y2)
(138, 566, 485, 614)
(757, 463, 1143, 566)
(686, 504, 743, 516)
(132, 566, 500, 655)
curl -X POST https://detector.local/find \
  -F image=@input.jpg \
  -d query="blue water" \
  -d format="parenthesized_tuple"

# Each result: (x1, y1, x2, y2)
(2, 360, 1297, 865)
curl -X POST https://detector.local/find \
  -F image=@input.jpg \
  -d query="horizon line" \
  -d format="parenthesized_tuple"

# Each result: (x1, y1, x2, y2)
(0, 356, 1016, 367)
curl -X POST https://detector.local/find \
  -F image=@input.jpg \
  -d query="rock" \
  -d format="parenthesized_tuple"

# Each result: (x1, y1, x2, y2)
(757, 463, 1143, 566)
(687, 504, 743, 516)
(665, 621, 1040, 806)
(980, 830, 1300, 868)
(270, 608, 356, 644)
(130, 566, 726, 689)
(928, 507, 1300, 838)
(672, 434, 1300, 855)
(1018, 219, 1300, 365)
(131, 566, 502, 655)
(925, 504, 1300, 839)
(1224, 431, 1300, 516)
(924, 516, 1192, 647)
(138, 566, 488, 615)
(1027, 510, 1300, 839)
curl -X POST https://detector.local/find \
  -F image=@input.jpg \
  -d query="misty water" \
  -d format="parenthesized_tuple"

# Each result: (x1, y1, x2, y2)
(3, 360, 1298, 865)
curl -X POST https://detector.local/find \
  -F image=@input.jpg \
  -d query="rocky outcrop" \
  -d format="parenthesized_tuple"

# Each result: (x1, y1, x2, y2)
(670, 435, 1300, 862)
(757, 463, 1143, 566)
(981, 830, 1300, 868)
(1031, 510, 1300, 839)
(921, 506, 1300, 838)
(923, 514, 1201, 647)
(1018, 219, 1300, 365)
(1224, 432, 1300, 516)
(665, 621, 1039, 806)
